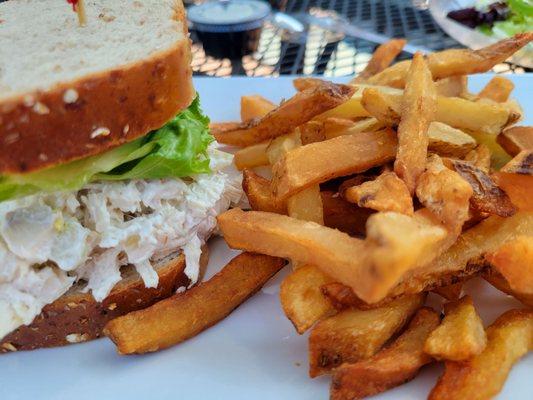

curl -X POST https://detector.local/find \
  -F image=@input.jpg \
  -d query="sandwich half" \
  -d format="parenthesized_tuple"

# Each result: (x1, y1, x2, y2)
(0, 0, 242, 351)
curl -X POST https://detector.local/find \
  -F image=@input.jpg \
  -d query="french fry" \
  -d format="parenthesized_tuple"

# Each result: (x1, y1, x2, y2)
(344, 171, 414, 215)
(435, 75, 468, 97)
(429, 309, 533, 400)
(321, 191, 372, 238)
(497, 126, 533, 156)
(482, 269, 533, 308)
(500, 149, 533, 174)
(292, 77, 329, 92)
(427, 122, 477, 157)
(234, 142, 269, 170)
(478, 76, 514, 103)
(416, 155, 473, 232)
(452, 159, 516, 217)
(321, 283, 405, 311)
(362, 87, 519, 135)
(242, 169, 287, 214)
(213, 82, 354, 147)
(396, 212, 533, 296)
(322, 117, 358, 138)
(104, 253, 285, 354)
(266, 130, 302, 165)
(464, 144, 492, 173)
(210, 121, 241, 137)
(424, 296, 486, 361)
(364, 209, 451, 302)
(280, 264, 335, 334)
(309, 294, 425, 377)
(485, 236, 533, 295)
(367, 33, 533, 87)
(331, 308, 440, 400)
(240, 94, 276, 122)
(350, 39, 406, 84)
(271, 128, 397, 201)
(287, 186, 324, 225)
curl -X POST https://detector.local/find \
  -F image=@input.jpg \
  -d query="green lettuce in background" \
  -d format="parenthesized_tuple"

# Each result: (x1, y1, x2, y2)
(0, 96, 214, 202)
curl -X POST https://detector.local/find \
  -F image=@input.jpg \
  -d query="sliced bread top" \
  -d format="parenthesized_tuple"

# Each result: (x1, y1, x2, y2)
(0, 0, 195, 174)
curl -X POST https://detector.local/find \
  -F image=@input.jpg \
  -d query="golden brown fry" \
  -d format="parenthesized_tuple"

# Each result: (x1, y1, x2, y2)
(486, 236, 533, 295)
(322, 117, 358, 138)
(432, 282, 463, 301)
(271, 128, 397, 201)
(429, 309, 533, 400)
(468, 130, 512, 170)
(497, 126, 533, 156)
(464, 144, 491, 173)
(210, 121, 241, 137)
(344, 171, 414, 215)
(478, 76, 514, 103)
(351, 39, 407, 83)
(321, 283, 406, 311)
(397, 212, 533, 296)
(234, 142, 269, 170)
(104, 253, 285, 354)
(453, 159, 516, 217)
(362, 87, 519, 134)
(242, 169, 287, 214)
(309, 294, 425, 377)
(493, 171, 533, 212)
(213, 82, 354, 147)
(435, 75, 468, 97)
(364, 209, 451, 302)
(240, 94, 276, 122)
(482, 269, 533, 307)
(424, 296, 486, 361)
(331, 308, 440, 400)
(427, 122, 477, 157)
(416, 155, 472, 232)
(292, 77, 330, 92)
(383, 56, 466, 197)
(266, 131, 302, 165)
(368, 33, 533, 87)
(321, 191, 372, 238)
(280, 264, 335, 334)
(300, 121, 326, 144)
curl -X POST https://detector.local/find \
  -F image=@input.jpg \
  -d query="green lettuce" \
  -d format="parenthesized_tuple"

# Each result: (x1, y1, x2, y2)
(0, 96, 213, 202)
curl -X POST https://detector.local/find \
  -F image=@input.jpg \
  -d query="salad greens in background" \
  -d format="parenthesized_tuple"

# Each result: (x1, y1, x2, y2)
(448, 1, 533, 38)
(0, 96, 214, 202)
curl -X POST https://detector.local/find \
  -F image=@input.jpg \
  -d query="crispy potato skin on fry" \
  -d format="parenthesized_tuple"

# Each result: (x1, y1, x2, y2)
(432, 282, 463, 301)
(240, 95, 276, 122)
(424, 296, 486, 361)
(344, 171, 414, 215)
(394, 53, 437, 194)
(478, 76, 514, 103)
(427, 122, 476, 157)
(429, 309, 533, 400)
(242, 169, 287, 214)
(351, 39, 406, 84)
(367, 33, 533, 87)
(272, 128, 397, 201)
(309, 294, 425, 377)
(493, 171, 533, 212)
(452, 160, 516, 217)
(214, 82, 354, 147)
(497, 126, 533, 157)
(280, 265, 335, 334)
(416, 155, 472, 232)
(501, 149, 533, 175)
(464, 144, 492, 173)
(330, 308, 440, 400)
(321, 283, 404, 311)
(321, 191, 372, 238)
(104, 253, 285, 354)
(486, 236, 533, 295)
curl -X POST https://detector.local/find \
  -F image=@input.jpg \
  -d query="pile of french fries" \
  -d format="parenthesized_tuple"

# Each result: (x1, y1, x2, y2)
(214, 33, 533, 399)
(104, 33, 532, 399)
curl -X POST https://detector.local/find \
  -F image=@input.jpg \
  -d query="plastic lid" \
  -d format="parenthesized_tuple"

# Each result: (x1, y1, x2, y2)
(188, 0, 271, 32)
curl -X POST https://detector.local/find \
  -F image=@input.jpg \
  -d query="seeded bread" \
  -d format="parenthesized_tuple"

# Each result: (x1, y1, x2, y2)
(0, 0, 194, 173)
(0, 248, 209, 353)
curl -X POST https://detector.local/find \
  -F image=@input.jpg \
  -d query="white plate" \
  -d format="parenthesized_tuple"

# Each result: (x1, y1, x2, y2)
(1, 75, 532, 400)
(429, 0, 533, 68)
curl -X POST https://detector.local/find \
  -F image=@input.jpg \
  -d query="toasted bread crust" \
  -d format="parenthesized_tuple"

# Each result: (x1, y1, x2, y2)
(0, 12, 194, 174)
(0, 248, 209, 352)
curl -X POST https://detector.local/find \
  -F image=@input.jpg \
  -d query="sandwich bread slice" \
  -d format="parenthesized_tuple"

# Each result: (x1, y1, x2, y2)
(0, 0, 242, 352)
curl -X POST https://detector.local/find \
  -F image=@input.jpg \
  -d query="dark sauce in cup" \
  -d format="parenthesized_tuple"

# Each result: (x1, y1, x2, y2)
(188, 0, 271, 60)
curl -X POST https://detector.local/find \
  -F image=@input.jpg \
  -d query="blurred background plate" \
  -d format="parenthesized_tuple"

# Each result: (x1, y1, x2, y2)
(429, 0, 533, 68)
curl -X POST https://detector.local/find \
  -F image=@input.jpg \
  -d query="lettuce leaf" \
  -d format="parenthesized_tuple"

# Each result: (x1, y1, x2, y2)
(0, 96, 213, 202)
